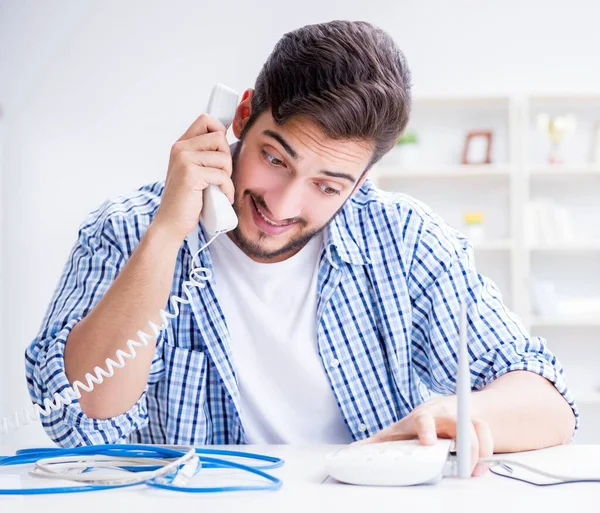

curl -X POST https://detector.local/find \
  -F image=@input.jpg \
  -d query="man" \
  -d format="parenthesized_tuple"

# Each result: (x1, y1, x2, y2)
(25, 20, 576, 476)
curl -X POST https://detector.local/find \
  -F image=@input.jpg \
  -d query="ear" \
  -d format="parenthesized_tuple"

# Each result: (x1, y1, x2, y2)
(232, 88, 254, 138)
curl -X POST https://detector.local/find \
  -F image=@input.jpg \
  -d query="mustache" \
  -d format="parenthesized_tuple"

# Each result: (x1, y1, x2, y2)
(244, 191, 306, 226)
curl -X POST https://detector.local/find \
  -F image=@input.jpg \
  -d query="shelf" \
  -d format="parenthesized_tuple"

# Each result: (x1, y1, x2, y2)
(373, 164, 511, 179)
(530, 316, 600, 328)
(529, 93, 600, 103)
(413, 95, 511, 106)
(529, 243, 600, 252)
(529, 166, 600, 177)
(473, 239, 513, 251)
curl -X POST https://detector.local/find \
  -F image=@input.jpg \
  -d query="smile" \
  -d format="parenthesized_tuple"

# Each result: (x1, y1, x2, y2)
(252, 196, 294, 227)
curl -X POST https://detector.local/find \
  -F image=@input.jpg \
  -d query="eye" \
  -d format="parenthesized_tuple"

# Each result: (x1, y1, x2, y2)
(262, 150, 284, 167)
(317, 183, 341, 196)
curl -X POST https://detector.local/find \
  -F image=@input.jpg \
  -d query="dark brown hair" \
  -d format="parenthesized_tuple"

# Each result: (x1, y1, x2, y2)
(241, 20, 412, 169)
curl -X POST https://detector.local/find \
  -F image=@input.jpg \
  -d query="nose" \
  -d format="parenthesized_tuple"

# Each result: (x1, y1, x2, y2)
(262, 180, 304, 222)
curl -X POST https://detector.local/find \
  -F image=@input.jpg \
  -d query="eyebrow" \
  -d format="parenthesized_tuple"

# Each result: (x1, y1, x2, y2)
(263, 130, 298, 159)
(262, 129, 358, 184)
(319, 170, 357, 183)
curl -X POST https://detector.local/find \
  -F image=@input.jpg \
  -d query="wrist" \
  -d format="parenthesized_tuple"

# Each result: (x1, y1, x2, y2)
(416, 390, 487, 420)
(145, 220, 186, 251)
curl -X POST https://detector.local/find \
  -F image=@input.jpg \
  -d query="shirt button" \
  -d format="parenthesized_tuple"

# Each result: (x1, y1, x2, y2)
(358, 423, 368, 433)
(329, 358, 340, 369)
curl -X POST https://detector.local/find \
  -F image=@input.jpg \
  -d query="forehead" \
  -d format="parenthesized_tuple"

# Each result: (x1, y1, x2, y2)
(252, 111, 374, 170)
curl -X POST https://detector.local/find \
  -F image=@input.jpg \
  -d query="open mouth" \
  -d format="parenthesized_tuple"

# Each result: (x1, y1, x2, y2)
(249, 195, 298, 234)
(252, 197, 290, 226)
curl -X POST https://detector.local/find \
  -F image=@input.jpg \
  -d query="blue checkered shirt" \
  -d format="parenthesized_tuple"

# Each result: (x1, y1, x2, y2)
(25, 179, 578, 447)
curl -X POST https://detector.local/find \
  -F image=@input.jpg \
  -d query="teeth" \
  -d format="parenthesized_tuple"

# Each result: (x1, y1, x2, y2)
(255, 201, 286, 227)
(260, 210, 284, 226)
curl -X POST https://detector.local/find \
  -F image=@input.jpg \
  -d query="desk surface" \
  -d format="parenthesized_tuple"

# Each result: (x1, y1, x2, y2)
(1, 444, 598, 513)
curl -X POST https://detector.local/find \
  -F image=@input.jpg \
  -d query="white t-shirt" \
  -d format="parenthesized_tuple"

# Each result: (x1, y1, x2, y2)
(209, 232, 352, 444)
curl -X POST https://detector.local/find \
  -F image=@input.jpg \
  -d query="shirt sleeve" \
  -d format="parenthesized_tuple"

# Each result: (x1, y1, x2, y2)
(24, 210, 166, 447)
(406, 211, 579, 433)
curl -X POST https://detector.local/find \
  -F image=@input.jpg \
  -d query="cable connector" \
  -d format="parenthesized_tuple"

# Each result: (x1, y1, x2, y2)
(170, 456, 202, 487)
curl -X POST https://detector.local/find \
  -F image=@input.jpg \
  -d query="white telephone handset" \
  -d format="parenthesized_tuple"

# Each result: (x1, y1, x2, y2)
(200, 83, 239, 236)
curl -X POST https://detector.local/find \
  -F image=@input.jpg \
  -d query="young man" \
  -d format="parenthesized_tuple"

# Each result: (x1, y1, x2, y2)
(26, 20, 576, 475)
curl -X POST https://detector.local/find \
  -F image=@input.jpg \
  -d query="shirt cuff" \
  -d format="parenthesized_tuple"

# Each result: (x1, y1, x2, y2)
(481, 357, 580, 437)
(36, 318, 149, 446)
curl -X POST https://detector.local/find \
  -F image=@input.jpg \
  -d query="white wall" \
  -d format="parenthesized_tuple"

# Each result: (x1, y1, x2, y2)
(2, 0, 600, 448)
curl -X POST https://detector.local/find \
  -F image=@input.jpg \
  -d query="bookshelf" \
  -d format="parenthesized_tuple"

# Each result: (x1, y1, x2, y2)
(371, 93, 600, 409)
(373, 95, 521, 313)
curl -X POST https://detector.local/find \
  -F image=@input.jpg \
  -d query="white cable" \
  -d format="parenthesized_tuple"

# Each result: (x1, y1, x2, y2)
(0, 232, 220, 436)
(446, 454, 600, 484)
(30, 446, 198, 486)
(480, 457, 600, 483)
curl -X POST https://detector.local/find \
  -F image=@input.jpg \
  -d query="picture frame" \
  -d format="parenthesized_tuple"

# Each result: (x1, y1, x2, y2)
(462, 130, 492, 165)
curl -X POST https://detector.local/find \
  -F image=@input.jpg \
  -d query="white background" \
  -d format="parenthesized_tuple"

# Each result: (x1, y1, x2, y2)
(2, 0, 600, 448)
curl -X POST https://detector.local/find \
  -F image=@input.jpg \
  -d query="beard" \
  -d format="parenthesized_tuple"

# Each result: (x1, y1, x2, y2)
(229, 140, 331, 261)
(232, 214, 326, 260)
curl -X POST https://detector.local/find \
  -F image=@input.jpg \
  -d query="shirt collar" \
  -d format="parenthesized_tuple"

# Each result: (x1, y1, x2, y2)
(323, 198, 372, 268)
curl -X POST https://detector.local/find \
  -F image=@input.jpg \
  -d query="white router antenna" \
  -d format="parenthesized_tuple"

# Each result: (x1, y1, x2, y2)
(456, 301, 471, 478)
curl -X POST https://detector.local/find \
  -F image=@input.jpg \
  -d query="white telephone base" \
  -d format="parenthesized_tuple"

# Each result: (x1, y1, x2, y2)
(325, 439, 453, 486)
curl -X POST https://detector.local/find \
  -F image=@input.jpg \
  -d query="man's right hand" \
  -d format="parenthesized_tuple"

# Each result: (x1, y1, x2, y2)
(153, 114, 235, 243)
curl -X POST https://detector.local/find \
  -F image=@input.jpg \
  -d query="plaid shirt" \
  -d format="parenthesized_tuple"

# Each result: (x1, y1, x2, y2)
(25, 179, 578, 447)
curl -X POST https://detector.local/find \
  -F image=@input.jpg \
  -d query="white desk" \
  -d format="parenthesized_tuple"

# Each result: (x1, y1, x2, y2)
(1, 444, 599, 513)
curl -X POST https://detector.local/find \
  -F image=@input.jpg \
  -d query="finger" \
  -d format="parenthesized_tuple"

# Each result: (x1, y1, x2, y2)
(175, 150, 232, 176)
(178, 113, 228, 141)
(187, 165, 235, 204)
(433, 416, 479, 475)
(468, 422, 479, 476)
(173, 132, 231, 157)
(363, 411, 440, 446)
(413, 412, 438, 445)
(357, 421, 414, 445)
(472, 419, 494, 477)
